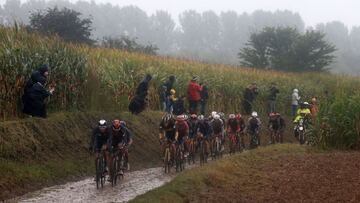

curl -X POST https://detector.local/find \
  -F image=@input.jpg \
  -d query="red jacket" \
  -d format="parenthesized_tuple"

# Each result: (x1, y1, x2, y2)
(187, 81, 202, 101)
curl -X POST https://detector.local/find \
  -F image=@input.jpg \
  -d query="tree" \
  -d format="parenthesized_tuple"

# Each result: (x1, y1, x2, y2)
(29, 7, 94, 44)
(102, 36, 158, 55)
(239, 27, 336, 72)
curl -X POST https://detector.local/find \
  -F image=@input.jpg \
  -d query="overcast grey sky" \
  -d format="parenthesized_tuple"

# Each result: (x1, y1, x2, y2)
(2, 0, 360, 28)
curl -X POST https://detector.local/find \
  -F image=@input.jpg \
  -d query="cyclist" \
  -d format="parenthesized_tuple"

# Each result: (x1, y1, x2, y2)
(268, 113, 286, 144)
(159, 113, 176, 161)
(90, 119, 111, 174)
(109, 119, 133, 174)
(197, 115, 212, 158)
(236, 113, 246, 149)
(247, 111, 261, 148)
(187, 114, 198, 157)
(175, 115, 189, 156)
(210, 114, 224, 154)
(227, 114, 240, 152)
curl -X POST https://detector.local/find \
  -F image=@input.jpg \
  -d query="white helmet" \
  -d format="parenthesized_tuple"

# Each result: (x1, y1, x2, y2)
(293, 89, 299, 93)
(251, 111, 258, 117)
(213, 114, 220, 120)
(211, 111, 217, 118)
(198, 115, 205, 121)
(229, 114, 236, 119)
(303, 102, 309, 105)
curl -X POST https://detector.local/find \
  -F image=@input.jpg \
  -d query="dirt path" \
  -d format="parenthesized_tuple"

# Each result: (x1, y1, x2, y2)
(15, 167, 173, 203)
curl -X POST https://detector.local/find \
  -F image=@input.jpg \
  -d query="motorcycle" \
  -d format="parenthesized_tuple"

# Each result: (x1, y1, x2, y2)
(294, 118, 306, 145)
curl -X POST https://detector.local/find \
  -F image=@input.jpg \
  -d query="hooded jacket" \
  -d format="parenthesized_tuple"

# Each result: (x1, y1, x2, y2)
(187, 81, 202, 101)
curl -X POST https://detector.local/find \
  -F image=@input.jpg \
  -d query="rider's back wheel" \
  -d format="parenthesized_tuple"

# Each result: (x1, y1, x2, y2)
(164, 148, 171, 173)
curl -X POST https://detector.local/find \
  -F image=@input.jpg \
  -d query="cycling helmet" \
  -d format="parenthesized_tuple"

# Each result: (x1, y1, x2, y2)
(269, 112, 276, 117)
(236, 114, 242, 120)
(211, 111, 217, 118)
(98, 119, 107, 129)
(213, 114, 220, 120)
(113, 119, 121, 130)
(170, 89, 176, 95)
(190, 114, 197, 119)
(251, 111, 258, 117)
(218, 112, 225, 118)
(120, 120, 127, 127)
(229, 114, 236, 119)
(303, 102, 309, 105)
(198, 115, 205, 121)
(163, 113, 173, 123)
(176, 115, 186, 121)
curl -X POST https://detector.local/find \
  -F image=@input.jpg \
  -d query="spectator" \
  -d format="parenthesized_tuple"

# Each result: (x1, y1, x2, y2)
(268, 82, 280, 113)
(187, 76, 202, 114)
(163, 75, 176, 113)
(26, 77, 54, 118)
(173, 95, 186, 116)
(311, 96, 317, 117)
(129, 74, 152, 114)
(159, 86, 167, 111)
(169, 89, 177, 113)
(23, 64, 50, 115)
(291, 89, 301, 117)
(200, 83, 209, 115)
(242, 83, 259, 115)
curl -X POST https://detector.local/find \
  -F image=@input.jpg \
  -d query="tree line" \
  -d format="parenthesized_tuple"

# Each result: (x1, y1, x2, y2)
(0, 0, 359, 74)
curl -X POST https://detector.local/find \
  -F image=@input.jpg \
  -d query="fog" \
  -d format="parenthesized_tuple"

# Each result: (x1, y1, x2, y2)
(0, 0, 359, 75)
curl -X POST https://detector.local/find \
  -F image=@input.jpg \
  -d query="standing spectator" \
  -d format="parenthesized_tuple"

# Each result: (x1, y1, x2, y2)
(27, 77, 55, 118)
(169, 89, 177, 113)
(187, 76, 202, 114)
(135, 74, 152, 98)
(242, 83, 259, 115)
(173, 95, 186, 116)
(129, 74, 152, 114)
(311, 96, 317, 117)
(268, 82, 280, 113)
(291, 89, 301, 117)
(23, 64, 49, 115)
(163, 75, 176, 113)
(200, 83, 209, 115)
(159, 86, 167, 111)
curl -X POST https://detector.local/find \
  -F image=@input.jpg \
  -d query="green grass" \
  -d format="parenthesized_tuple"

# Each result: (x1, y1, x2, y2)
(131, 144, 308, 203)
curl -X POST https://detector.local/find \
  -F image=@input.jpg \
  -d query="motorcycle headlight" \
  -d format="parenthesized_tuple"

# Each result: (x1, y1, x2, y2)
(299, 127, 304, 131)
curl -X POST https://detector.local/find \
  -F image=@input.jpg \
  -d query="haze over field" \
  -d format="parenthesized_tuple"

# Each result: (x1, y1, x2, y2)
(0, 0, 359, 74)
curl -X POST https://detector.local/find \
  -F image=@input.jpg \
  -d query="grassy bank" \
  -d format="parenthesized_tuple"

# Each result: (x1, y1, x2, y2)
(131, 144, 307, 203)
(131, 144, 360, 202)
(0, 111, 163, 201)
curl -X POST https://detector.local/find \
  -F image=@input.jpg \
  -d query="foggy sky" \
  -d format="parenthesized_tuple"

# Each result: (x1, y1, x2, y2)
(1, 0, 359, 28)
(61, 0, 359, 28)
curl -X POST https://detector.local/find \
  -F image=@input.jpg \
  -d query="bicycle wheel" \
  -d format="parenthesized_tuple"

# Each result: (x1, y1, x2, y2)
(164, 147, 171, 173)
(100, 155, 105, 188)
(95, 158, 101, 189)
(111, 155, 118, 187)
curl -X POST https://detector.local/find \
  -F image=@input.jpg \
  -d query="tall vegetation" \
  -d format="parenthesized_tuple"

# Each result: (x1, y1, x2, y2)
(0, 26, 87, 119)
(1, 26, 359, 120)
(309, 93, 360, 149)
(239, 27, 336, 72)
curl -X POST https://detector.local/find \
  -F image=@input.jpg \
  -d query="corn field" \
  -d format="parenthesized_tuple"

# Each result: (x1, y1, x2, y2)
(0, 26, 360, 148)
